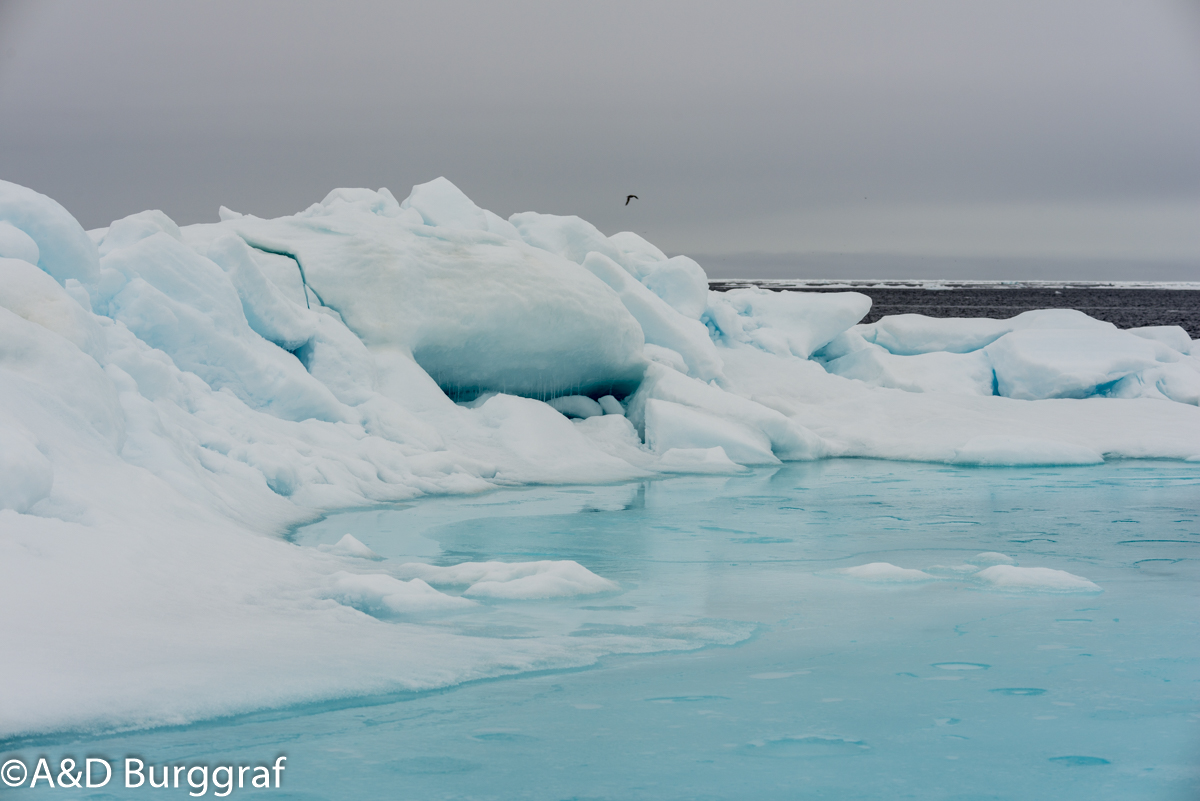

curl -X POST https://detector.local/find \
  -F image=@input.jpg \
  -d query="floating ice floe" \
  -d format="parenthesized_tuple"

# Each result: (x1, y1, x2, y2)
(834, 563, 937, 583)
(318, 533, 382, 560)
(397, 559, 619, 600)
(973, 565, 1102, 593)
(830, 554, 1101, 594)
(325, 571, 478, 615)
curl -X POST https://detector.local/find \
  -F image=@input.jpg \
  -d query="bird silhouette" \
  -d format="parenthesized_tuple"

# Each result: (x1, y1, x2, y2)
(625, 195, 638, 205)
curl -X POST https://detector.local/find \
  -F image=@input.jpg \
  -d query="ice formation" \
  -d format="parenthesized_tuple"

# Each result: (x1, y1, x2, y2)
(1, 176, 1197, 738)
(318, 533, 382, 559)
(832, 563, 936, 583)
(831, 555, 1100, 593)
(397, 559, 619, 599)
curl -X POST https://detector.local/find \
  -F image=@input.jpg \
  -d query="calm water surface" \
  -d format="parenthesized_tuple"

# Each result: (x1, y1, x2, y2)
(7, 460, 1199, 800)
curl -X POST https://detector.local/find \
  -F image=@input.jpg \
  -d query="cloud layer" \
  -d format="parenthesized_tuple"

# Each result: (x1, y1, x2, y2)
(2, 0, 1198, 276)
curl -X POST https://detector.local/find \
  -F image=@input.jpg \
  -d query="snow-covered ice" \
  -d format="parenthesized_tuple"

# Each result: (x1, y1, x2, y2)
(950, 435, 1104, 466)
(973, 564, 1102, 593)
(397, 559, 619, 599)
(318, 532, 382, 559)
(326, 570, 479, 615)
(832, 562, 936, 582)
(1, 174, 1199, 751)
(830, 554, 1102, 594)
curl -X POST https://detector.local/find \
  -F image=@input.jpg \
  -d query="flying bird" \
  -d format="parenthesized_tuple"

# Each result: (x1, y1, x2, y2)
(625, 195, 638, 205)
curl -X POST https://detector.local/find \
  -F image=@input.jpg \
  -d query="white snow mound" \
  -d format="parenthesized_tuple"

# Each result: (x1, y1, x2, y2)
(398, 560, 619, 599)
(326, 571, 478, 615)
(829, 557, 1100, 594)
(658, 446, 749, 474)
(974, 565, 1101, 593)
(834, 563, 936, 582)
(318, 534, 382, 560)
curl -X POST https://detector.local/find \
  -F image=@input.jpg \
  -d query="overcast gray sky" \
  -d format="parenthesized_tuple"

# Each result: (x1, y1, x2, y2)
(2, 0, 1198, 278)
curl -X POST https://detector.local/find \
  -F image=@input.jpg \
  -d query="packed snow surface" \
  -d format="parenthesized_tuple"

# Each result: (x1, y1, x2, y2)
(1, 176, 1199, 740)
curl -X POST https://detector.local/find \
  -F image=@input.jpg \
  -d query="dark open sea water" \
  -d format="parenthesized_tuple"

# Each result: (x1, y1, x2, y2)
(709, 280, 1200, 338)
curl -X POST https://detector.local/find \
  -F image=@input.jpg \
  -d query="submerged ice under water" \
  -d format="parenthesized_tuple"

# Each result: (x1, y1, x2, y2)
(8, 459, 1197, 800)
